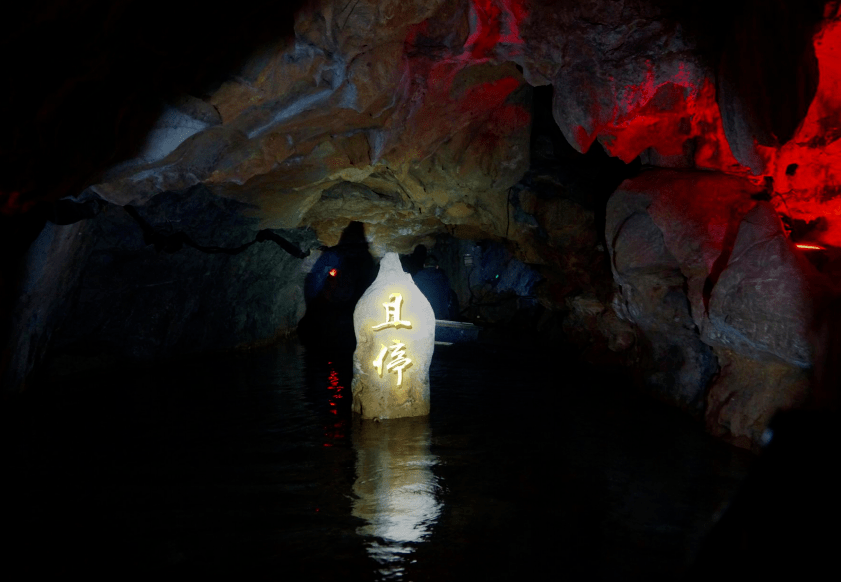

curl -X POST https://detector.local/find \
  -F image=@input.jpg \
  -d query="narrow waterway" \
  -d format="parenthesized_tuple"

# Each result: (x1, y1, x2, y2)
(2, 341, 751, 580)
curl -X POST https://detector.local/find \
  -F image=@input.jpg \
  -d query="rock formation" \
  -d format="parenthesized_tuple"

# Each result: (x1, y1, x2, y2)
(607, 170, 828, 445)
(352, 253, 435, 419)
(2, 0, 841, 448)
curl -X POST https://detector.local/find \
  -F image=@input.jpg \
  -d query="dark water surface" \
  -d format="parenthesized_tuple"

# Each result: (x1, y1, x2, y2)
(2, 342, 751, 580)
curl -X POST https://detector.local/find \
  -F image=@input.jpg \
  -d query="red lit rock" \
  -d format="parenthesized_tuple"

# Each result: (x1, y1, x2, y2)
(754, 8, 841, 247)
(608, 170, 762, 337)
(608, 170, 830, 446)
(717, 0, 822, 175)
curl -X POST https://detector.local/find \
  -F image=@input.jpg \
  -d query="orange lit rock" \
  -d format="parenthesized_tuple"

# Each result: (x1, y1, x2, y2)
(705, 348, 810, 450)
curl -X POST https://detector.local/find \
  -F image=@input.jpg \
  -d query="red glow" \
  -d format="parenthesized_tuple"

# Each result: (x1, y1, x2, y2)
(328, 268, 337, 277)
(398, 1, 530, 166)
(466, 0, 503, 59)
(691, 80, 751, 175)
(1, 190, 35, 216)
(753, 6, 841, 246)
(457, 76, 530, 144)
(393, 48, 529, 162)
(574, 6, 841, 248)
(571, 63, 747, 175)
(464, 1, 528, 59)
(323, 363, 347, 444)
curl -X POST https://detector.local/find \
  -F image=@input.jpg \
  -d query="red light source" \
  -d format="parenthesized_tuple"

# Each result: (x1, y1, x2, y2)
(795, 243, 825, 251)
(328, 268, 337, 277)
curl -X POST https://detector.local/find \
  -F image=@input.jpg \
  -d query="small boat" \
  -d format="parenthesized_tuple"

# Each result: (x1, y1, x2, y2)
(434, 320, 480, 345)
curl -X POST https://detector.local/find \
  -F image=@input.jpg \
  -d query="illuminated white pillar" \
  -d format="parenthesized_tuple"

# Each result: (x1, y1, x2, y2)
(352, 252, 435, 419)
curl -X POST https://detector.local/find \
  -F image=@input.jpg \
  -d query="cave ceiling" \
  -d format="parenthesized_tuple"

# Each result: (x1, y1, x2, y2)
(2, 0, 840, 250)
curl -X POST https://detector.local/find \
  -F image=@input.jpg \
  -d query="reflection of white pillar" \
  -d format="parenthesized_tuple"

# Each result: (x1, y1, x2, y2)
(352, 417, 441, 572)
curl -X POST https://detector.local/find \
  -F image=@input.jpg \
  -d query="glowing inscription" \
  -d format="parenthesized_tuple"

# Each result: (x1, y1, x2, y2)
(372, 293, 412, 330)
(373, 340, 413, 386)
(371, 292, 413, 386)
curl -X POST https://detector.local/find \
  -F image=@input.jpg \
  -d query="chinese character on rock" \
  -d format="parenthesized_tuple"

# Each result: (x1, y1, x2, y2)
(371, 292, 413, 386)
(373, 340, 413, 386)
(371, 293, 412, 331)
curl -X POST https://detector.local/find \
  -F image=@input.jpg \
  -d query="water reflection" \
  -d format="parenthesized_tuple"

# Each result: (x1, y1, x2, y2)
(323, 360, 349, 447)
(352, 416, 441, 578)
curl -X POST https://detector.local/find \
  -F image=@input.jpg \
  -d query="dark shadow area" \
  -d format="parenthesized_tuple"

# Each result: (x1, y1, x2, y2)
(1, 1, 307, 208)
(401, 244, 461, 321)
(400, 244, 428, 276)
(674, 0, 824, 148)
(0, 340, 753, 579)
(27, 186, 319, 367)
(690, 290, 841, 577)
(528, 84, 641, 245)
(690, 409, 841, 578)
(298, 221, 377, 351)
(1, 1, 307, 386)
(0, 342, 367, 578)
(124, 204, 309, 257)
(412, 252, 460, 321)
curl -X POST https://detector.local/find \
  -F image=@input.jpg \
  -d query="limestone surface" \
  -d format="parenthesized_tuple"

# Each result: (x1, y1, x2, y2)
(607, 169, 830, 445)
(352, 253, 435, 419)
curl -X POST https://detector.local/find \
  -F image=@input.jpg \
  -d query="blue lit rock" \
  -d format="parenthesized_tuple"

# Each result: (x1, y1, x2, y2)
(352, 253, 435, 419)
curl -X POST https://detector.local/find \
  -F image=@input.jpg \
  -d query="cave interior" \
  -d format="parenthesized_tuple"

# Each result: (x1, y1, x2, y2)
(2, 0, 841, 578)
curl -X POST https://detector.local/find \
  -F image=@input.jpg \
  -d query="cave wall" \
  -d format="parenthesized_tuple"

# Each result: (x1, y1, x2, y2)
(49, 188, 320, 361)
(3, 186, 320, 388)
(3, 0, 841, 447)
(606, 171, 828, 445)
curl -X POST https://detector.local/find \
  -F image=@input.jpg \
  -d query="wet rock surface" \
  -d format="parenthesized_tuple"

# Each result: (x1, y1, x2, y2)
(74, 1, 532, 256)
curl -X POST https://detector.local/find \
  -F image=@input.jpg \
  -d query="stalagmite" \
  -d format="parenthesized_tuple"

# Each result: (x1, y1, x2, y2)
(351, 253, 435, 419)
